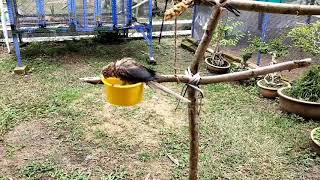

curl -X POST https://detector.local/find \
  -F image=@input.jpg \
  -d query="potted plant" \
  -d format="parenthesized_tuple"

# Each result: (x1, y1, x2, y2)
(206, 17, 244, 74)
(230, 36, 267, 74)
(257, 72, 290, 98)
(257, 37, 290, 99)
(310, 127, 320, 154)
(288, 21, 320, 56)
(205, 45, 231, 74)
(257, 73, 290, 98)
(230, 37, 274, 85)
(277, 66, 320, 120)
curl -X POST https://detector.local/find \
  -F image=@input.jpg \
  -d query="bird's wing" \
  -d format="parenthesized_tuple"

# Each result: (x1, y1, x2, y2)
(116, 58, 156, 82)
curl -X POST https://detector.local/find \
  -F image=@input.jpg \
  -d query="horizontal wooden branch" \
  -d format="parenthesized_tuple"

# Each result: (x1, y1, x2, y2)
(203, 0, 320, 15)
(165, 0, 320, 20)
(155, 58, 312, 84)
(80, 59, 311, 85)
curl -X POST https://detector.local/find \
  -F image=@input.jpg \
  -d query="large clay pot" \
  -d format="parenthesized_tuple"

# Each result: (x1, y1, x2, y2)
(278, 87, 320, 120)
(205, 57, 230, 74)
(310, 127, 320, 154)
(257, 79, 290, 99)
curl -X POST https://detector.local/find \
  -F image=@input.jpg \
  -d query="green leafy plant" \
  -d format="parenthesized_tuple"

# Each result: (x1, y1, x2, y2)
(263, 37, 289, 87)
(21, 162, 55, 178)
(212, 17, 245, 47)
(49, 5, 55, 15)
(238, 36, 289, 83)
(262, 53, 287, 88)
(241, 36, 289, 64)
(314, 127, 320, 142)
(289, 65, 320, 102)
(263, 73, 286, 88)
(208, 51, 228, 67)
(209, 17, 244, 67)
(239, 37, 267, 70)
(288, 21, 320, 55)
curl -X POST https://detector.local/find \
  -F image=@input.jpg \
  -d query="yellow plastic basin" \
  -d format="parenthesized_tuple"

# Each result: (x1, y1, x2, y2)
(101, 77, 144, 106)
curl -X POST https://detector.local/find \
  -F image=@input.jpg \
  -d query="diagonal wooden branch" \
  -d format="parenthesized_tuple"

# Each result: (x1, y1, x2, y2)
(187, 7, 223, 180)
(155, 58, 312, 84)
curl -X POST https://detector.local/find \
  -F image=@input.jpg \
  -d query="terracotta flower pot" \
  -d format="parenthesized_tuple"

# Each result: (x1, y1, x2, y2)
(310, 127, 320, 154)
(257, 79, 290, 99)
(278, 87, 320, 120)
(205, 57, 230, 74)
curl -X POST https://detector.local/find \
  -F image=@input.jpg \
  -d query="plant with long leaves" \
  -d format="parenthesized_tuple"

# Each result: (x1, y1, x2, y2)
(289, 65, 320, 102)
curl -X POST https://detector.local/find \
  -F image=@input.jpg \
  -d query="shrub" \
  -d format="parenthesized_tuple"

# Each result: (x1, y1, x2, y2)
(288, 21, 320, 55)
(289, 65, 320, 102)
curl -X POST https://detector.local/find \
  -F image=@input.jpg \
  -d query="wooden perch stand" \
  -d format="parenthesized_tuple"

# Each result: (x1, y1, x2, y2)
(80, 1, 319, 179)
(179, 1, 317, 179)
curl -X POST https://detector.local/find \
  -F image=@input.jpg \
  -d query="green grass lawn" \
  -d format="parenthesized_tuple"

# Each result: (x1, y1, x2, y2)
(0, 38, 319, 179)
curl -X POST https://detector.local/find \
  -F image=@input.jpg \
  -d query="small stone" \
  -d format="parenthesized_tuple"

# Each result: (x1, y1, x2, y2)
(13, 65, 30, 75)
(0, 146, 5, 158)
(85, 155, 93, 162)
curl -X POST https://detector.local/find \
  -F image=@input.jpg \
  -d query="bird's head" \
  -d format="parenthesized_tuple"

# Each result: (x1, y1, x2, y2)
(102, 62, 116, 78)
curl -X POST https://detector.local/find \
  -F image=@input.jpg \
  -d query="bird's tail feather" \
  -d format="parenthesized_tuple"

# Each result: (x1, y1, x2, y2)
(147, 81, 190, 103)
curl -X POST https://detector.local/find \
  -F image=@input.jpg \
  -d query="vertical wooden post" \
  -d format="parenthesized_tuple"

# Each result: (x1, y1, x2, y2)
(188, 7, 222, 180)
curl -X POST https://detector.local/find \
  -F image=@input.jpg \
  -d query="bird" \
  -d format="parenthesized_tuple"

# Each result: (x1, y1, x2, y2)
(102, 57, 190, 103)
(102, 57, 156, 84)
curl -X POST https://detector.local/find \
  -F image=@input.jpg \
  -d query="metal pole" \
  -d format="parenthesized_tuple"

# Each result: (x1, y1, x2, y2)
(6, 0, 23, 67)
(257, 13, 270, 66)
(0, 0, 11, 53)
(147, 0, 154, 63)
(94, 0, 102, 26)
(68, 0, 77, 29)
(111, 0, 118, 26)
(191, 4, 198, 38)
(36, 0, 46, 27)
(306, 0, 315, 24)
(83, 0, 88, 30)
(127, 0, 133, 25)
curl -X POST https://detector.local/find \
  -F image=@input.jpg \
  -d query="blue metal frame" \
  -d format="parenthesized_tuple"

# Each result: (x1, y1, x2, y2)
(127, 0, 133, 25)
(257, 13, 270, 66)
(7, 0, 155, 64)
(36, 0, 46, 28)
(7, 0, 23, 67)
(68, 0, 77, 28)
(147, 0, 154, 61)
(94, 0, 102, 26)
(191, 5, 198, 39)
(83, 0, 89, 31)
(256, 0, 282, 66)
(111, 0, 118, 26)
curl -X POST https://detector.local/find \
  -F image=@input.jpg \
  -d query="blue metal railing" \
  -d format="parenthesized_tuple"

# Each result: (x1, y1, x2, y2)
(7, 0, 155, 65)
(7, 0, 23, 67)
(111, 0, 118, 26)
(36, 0, 46, 27)
(94, 0, 102, 26)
